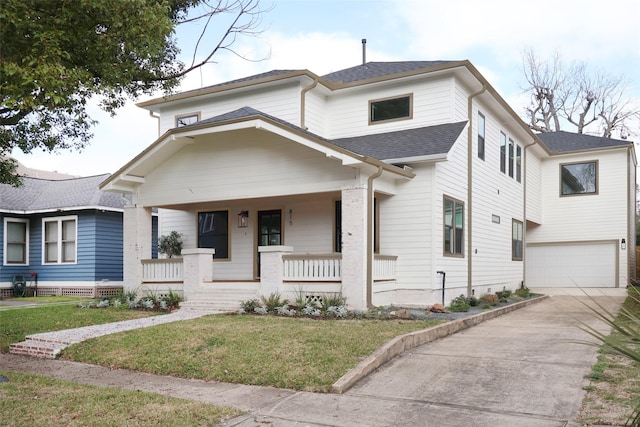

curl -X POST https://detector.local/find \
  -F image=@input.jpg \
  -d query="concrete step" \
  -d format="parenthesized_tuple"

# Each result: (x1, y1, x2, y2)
(9, 338, 65, 359)
(180, 287, 259, 311)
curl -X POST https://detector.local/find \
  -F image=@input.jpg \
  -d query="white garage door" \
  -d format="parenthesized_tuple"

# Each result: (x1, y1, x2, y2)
(526, 242, 617, 287)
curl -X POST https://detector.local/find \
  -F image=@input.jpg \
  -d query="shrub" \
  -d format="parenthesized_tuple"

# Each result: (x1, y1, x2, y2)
(261, 292, 287, 312)
(240, 298, 261, 313)
(495, 290, 512, 302)
(327, 306, 349, 318)
(515, 286, 531, 298)
(479, 293, 500, 306)
(320, 292, 346, 312)
(161, 289, 182, 310)
(448, 294, 470, 312)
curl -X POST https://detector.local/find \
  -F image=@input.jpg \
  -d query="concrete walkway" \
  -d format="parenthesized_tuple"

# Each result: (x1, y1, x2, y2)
(0, 289, 627, 426)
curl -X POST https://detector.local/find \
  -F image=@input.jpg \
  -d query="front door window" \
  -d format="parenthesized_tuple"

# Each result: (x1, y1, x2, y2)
(257, 210, 282, 276)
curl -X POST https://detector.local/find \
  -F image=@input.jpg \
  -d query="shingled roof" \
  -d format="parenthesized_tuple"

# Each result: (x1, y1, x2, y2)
(188, 107, 465, 161)
(0, 174, 130, 213)
(322, 61, 458, 84)
(536, 131, 632, 153)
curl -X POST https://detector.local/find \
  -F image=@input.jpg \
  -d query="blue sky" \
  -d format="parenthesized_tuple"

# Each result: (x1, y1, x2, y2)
(13, 0, 640, 176)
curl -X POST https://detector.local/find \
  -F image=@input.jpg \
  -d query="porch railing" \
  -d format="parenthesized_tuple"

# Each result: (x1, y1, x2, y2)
(283, 254, 341, 281)
(282, 254, 397, 282)
(142, 258, 184, 283)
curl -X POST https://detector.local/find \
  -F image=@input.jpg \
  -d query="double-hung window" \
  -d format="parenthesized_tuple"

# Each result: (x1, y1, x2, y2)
(444, 196, 464, 256)
(499, 132, 506, 173)
(516, 145, 522, 183)
(4, 218, 29, 265)
(197, 210, 229, 259)
(508, 138, 514, 178)
(477, 112, 485, 160)
(512, 219, 523, 261)
(43, 216, 77, 264)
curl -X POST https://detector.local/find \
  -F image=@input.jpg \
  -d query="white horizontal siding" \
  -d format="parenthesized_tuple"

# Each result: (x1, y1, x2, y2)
(525, 149, 543, 224)
(137, 129, 357, 207)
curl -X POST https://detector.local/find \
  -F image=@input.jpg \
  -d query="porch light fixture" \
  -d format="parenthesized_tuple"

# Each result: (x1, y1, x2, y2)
(621, 238, 626, 250)
(238, 210, 249, 228)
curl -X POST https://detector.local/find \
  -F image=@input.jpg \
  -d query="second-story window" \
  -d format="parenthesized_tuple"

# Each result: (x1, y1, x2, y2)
(516, 145, 522, 183)
(508, 138, 514, 178)
(369, 94, 412, 124)
(175, 113, 200, 128)
(477, 112, 485, 160)
(500, 132, 506, 173)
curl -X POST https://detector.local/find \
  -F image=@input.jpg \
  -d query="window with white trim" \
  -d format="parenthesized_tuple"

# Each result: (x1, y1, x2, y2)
(4, 218, 29, 265)
(43, 216, 77, 264)
(499, 132, 506, 173)
(516, 145, 522, 183)
(508, 138, 514, 178)
(560, 161, 597, 196)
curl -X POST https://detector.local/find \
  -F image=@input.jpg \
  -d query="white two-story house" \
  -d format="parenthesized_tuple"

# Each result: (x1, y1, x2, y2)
(100, 60, 636, 310)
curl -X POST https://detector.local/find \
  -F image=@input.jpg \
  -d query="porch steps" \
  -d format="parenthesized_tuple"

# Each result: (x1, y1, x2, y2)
(180, 288, 259, 312)
(9, 337, 66, 359)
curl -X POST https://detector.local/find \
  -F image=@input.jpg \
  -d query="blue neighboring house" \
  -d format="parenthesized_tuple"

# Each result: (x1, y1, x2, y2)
(0, 172, 157, 297)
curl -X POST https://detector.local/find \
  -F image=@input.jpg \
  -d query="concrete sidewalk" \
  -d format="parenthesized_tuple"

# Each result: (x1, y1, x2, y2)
(0, 290, 627, 426)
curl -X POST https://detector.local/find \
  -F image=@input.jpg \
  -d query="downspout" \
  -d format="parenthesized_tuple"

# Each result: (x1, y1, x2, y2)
(367, 165, 384, 309)
(522, 139, 538, 288)
(149, 111, 160, 137)
(300, 79, 319, 130)
(466, 84, 487, 297)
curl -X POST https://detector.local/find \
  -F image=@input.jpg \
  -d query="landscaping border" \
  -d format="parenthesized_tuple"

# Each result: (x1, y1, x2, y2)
(331, 294, 549, 393)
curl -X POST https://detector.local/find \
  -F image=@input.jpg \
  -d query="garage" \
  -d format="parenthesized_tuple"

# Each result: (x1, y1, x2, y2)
(525, 241, 618, 287)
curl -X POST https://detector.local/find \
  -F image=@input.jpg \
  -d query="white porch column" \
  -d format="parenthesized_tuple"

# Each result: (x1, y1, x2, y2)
(341, 185, 368, 310)
(259, 245, 294, 297)
(123, 205, 152, 293)
(182, 248, 215, 300)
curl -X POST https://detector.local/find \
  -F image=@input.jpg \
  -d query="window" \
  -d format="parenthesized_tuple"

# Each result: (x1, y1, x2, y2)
(43, 217, 77, 264)
(508, 138, 514, 178)
(4, 218, 29, 265)
(369, 94, 412, 124)
(198, 211, 229, 259)
(560, 161, 597, 196)
(516, 145, 522, 183)
(512, 219, 523, 261)
(477, 112, 485, 160)
(175, 113, 199, 128)
(444, 196, 464, 256)
(500, 132, 506, 173)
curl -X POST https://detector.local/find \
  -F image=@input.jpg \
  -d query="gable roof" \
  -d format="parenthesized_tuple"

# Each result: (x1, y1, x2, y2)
(0, 174, 130, 214)
(536, 131, 632, 153)
(192, 106, 465, 162)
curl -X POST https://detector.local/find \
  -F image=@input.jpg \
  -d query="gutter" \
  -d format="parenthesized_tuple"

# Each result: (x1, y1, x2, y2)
(367, 165, 384, 309)
(466, 84, 487, 297)
(300, 78, 318, 130)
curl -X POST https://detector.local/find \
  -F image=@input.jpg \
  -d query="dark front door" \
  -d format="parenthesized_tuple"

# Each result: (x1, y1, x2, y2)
(256, 210, 282, 276)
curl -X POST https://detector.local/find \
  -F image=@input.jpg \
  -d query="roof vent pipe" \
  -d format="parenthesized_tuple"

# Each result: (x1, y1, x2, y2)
(362, 38, 366, 64)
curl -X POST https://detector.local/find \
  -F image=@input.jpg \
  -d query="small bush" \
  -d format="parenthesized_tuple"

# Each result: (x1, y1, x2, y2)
(161, 289, 182, 310)
(479, 293, 500, 306)
(448, 294, 471, 312)
(240, 299, 261, 313)
(261, 292, 287, 312)
(515, 286, 531, 298)
(495, 290, 512, 302)
(320, 292, 346, 311)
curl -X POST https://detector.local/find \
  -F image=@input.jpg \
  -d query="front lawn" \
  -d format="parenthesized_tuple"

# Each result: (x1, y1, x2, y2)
(0, 370, 241, 427)
(0, 304, 163, 352)
(63, 315, 444, 392)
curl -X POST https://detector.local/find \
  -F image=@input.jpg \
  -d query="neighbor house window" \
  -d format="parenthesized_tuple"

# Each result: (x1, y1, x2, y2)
(508, 138, 514, 178)
(512, 219, 523, 261)
(369, 94, 412, 124)
(477, 112, 485, 160)
(500, 132, 506, 173)
(175, 113, 200, 128)
(560, 161, 598, 196)
(198, 210, 229, 259)
(4, 218, 29, 265)
(43, 216, 77, 264)
(516, 145, 522, 183)
(444, 196, 464, 256)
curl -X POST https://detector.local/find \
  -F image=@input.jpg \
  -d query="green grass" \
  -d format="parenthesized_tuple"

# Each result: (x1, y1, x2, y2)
(0, 370, 241, 427)
(577, 286, 640, 426)
(63, 314, 444, 392)
(0, 304, 163, 352)
(3, 296, 92, 304)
